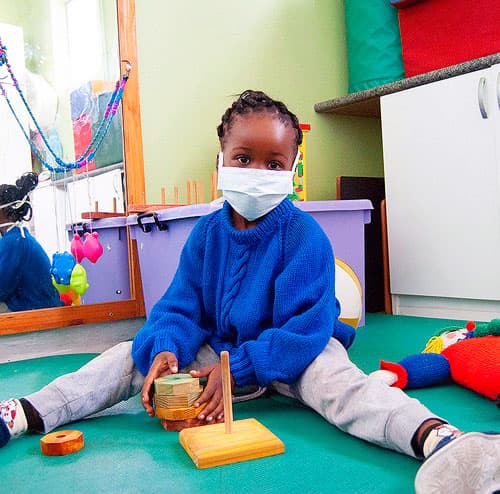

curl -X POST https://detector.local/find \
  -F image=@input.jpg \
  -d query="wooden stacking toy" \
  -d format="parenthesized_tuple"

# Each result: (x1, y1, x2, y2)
(40, 429, 84, 456)
(154, 374, 206, 421)
(179, 351, 285, 468)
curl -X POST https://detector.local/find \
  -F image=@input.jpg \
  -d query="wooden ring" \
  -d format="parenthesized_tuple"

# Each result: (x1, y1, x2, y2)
(155, 402, 206, 421)
(40, 429, 84, 456)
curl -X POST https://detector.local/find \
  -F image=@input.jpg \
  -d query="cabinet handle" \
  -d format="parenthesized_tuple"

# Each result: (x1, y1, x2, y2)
(478, 76, 488, 119)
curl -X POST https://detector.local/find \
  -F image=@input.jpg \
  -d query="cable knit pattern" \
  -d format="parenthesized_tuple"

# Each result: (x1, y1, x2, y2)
(131, 199, 355, 386)
(220, 247, 249, 337)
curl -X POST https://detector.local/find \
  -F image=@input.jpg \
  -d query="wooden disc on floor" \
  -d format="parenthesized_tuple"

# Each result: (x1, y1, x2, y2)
(40, 429, 84, 456)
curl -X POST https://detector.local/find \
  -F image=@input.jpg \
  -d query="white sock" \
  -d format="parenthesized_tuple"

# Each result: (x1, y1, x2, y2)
(0, 399, 28, 438)
(423, 423, 464, 457)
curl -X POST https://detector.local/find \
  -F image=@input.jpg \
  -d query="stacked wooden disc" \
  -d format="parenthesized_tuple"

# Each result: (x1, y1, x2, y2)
(154, 373, 206, 420)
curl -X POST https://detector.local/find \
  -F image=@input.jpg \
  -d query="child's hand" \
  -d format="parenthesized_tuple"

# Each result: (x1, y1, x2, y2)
(141, 351, 179, 417)
(190, 364, 235, 422)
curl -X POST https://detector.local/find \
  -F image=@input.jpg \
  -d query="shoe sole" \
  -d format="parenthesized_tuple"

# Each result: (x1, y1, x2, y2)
(415, 432, 500, 494)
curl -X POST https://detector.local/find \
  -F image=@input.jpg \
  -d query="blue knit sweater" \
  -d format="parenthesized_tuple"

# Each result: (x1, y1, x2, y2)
(132, 199, 355, 387)
(0, 227, 63, 311)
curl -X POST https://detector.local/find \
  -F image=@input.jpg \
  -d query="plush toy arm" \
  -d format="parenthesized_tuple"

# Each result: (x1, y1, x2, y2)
(394, 353, 451, 389)
(371, 353, 452, 390)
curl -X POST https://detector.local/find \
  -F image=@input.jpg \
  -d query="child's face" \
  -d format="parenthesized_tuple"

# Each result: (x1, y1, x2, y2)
(0, 207, 8, 224)
(441, 329, 469, 349)
(221, 112, 297, 171)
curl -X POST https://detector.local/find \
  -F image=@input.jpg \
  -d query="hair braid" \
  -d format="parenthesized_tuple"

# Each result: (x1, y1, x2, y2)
(217, 90, 303, 146)
(0, 172, 38, 222)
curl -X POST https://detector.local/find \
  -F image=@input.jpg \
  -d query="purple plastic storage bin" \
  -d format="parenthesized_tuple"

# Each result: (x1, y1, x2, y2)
(128, 200, 372, 325)
(69, 216, 131, 305)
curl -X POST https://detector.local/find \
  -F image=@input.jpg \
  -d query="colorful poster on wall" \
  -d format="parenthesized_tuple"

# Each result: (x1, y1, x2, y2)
(291, 123, 310, 201)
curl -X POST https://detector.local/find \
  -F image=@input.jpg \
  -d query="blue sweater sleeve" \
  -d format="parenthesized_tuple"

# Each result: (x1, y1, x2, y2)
(131, 219, 211, 376)
(229, 216, 336, 386)
(0, 234, 22, 301)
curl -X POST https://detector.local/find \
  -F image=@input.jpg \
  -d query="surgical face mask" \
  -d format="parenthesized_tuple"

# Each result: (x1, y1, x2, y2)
(0, 198, 27, 235)
(217, 150, 299, 221)
(0, 196, 27, 212)
(0, 222, 20, 236)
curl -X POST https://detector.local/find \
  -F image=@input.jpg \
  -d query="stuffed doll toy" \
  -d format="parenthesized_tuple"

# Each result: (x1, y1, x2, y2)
(370, 319, 500, 408)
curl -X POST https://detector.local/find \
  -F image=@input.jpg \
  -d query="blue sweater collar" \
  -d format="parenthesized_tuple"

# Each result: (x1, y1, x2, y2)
(221, 198, 296, 243)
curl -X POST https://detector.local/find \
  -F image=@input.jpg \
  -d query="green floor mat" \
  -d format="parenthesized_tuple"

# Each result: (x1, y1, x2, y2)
(1, 314, 497, 493)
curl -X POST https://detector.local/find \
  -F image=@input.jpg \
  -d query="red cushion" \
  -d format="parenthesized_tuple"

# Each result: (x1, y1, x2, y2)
(398, 0, 500, 77)
(442, 336, 500, 401)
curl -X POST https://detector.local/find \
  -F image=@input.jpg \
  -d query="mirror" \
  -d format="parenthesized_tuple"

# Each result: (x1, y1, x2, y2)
(0, 0, 145, 334)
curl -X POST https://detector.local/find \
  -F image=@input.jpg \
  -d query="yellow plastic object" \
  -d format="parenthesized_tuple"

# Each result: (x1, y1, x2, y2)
(335, 258, 362, 329)
(70, 263, 89, 295)
(52, 277, 70, 293)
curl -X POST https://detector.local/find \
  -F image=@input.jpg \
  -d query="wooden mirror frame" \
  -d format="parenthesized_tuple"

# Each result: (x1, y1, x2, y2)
(0, 0, 146, 336)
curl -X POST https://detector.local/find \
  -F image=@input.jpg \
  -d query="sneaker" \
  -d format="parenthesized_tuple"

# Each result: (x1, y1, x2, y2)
(415, 432, 500, 494)
(0, 399, 28, 447)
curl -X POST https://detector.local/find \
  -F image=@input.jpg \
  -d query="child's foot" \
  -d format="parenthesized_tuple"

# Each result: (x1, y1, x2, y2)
(0, 399, 28, 447)
(415, 430, 500, 494)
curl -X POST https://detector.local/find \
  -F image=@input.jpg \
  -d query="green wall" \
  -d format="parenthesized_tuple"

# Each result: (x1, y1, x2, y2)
(135, 0, 383, 203)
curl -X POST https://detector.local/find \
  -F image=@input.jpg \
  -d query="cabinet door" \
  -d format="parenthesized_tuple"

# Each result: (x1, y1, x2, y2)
(381, 66, 500, 300)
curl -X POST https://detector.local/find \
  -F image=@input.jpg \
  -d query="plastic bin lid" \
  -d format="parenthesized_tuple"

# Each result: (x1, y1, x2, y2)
(126, 201, 223, 226)
(67, 215, 127, 231)
(294, 199, 373, 212)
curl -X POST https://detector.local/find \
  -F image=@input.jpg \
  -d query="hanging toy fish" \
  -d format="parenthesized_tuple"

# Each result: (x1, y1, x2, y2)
(82, 231, 103, 263)
(51, 251, 76, 286)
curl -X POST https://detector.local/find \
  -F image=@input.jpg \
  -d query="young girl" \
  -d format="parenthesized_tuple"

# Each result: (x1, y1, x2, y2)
(0, 172, 63, 312)
(1, 91, 498, 493)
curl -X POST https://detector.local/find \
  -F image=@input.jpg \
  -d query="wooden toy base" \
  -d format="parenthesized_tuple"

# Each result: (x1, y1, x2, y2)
(179, 418, 284, 469)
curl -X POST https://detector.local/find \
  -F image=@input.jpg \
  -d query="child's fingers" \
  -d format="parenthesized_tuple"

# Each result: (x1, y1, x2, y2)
(140, 377, 155, 417)
(141, 352, 178, 417)
(197, 388, 223, 421)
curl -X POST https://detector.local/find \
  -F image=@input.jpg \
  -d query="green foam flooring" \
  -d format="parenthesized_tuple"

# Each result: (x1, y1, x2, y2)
(1, 314, 497, 493)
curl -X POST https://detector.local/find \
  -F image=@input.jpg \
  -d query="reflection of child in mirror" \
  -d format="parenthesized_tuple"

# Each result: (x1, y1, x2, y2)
(0, 172, 63, 312)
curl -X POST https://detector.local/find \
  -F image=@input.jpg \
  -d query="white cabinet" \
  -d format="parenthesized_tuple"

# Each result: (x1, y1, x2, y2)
(381, 64, 500, 320)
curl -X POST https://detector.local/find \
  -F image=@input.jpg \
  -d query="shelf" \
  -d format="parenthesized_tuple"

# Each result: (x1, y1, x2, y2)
(314, 53, 500, 118)
(315, 95, 381, 118)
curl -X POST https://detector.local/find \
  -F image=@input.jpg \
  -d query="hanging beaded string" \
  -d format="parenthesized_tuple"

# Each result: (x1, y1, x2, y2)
(0, 37, 130, 173)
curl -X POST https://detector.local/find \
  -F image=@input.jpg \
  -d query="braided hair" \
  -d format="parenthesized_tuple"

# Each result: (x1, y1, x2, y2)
(0, 172, 38, 222)
(217, 90, 303, 147)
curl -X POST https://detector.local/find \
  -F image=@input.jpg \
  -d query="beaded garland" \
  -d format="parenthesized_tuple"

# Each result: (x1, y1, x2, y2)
(0, 37, 129, 173)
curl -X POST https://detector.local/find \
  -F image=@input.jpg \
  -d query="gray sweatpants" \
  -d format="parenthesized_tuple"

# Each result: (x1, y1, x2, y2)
(25, 338, 438, 458)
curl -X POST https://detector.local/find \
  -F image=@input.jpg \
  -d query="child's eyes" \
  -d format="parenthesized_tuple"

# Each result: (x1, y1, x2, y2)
(268, 161, 282, 170)
(234, 156, 283, 169)
(236, 156, 250, 165)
